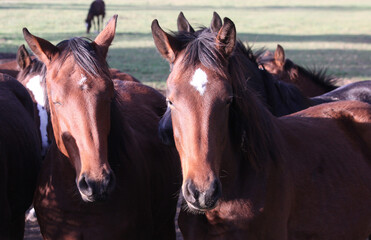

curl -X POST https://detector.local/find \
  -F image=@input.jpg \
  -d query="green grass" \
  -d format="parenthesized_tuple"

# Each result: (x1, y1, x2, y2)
(1, 0, 371, 88)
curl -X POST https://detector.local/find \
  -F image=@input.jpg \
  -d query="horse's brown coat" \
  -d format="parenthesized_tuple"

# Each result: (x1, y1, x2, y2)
(152, 16, 371, 240)
(24, 15, 181, 239)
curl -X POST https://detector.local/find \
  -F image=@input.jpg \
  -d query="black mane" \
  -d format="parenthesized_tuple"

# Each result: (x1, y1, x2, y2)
(56, 37, 110, 79)
(286, 60, 338, 92)
(17, 58, 46, 84)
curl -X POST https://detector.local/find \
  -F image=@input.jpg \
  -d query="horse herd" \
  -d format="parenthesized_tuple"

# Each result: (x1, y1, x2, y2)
(0, 12, 370, 240)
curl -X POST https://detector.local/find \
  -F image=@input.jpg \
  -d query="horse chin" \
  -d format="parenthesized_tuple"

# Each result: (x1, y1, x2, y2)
(80, 192, 95, 203)
(185, 199, 218, 214)
(79, 191, 109, 203)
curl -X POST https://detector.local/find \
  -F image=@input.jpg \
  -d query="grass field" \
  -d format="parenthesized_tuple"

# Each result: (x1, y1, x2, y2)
(1, 0, 371, 89)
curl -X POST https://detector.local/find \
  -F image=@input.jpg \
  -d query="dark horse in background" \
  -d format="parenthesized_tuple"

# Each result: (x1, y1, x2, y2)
(85, 0, 105, 33)
(152, 14, 371, 239)
(158, 11, 371, 147)
(258, 44, 338, 97)
(0, 73, 41, 239)
(23, 15, 181, 239)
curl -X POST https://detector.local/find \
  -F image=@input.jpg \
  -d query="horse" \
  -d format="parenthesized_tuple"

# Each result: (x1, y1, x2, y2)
(16, 44, 51, 157)
(85, 0, 105, 34)
(0, 59, 19, 78)
(23, 15, 181, 239)
(258, 44, 338, 97)
(158, 12, 371, 147)
(152, 16, 371, 239)
(0, 73, 41, 239)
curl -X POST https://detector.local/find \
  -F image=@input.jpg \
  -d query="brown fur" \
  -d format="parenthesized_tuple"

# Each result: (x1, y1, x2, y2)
(152, 16, 371, 239)
(24, 15, 181, 239)
(0, 73, 41, 239)
(259, 44, 338, 97)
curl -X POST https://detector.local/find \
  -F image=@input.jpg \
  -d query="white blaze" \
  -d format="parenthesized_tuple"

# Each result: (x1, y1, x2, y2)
(79, 74, 88, 90)
(190, 68, 208, 96)
(26, 75, 49, 156)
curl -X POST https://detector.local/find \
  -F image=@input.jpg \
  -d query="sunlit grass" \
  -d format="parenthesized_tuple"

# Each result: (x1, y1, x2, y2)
(1, 0, 371, 88)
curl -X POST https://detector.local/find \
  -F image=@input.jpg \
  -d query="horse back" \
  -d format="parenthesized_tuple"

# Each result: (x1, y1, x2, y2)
(279, 100, 371, 239)
(90, 0, 105, 16)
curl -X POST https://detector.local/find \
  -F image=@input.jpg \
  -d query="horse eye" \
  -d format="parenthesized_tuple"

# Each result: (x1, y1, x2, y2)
(53, 101, 62, 106)
(166, 98, 173, 107)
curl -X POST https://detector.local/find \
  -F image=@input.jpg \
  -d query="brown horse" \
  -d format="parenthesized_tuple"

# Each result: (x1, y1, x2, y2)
(0, 59, 19, 78)
(152, 16, 371, 239)
(16, 44, 141, 157)
(0, 73, 41, 239)
(258, 44, 338, 97)
(85, 0, 105, 33)
(24, 15, 181, 239)
(16, 44, 52, 157)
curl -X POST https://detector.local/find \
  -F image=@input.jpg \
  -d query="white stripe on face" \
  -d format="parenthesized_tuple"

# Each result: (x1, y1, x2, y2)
(26, 75, 45, 107)
(79, 74, 88, 90)
(190, 68, 208, 96)
(26, 75, 49, 156)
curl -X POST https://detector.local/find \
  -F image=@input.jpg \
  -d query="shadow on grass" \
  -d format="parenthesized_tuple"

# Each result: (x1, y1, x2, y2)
(14, 31, 369, 44)
(238, 33, 371, 44)
(1, 44, 370, 85)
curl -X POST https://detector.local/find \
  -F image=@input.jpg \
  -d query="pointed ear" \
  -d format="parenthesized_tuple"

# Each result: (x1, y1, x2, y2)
(23, 28, 58, 65)
(177, 12, 195, 33)
(216, 18, 236, 58)
(151, 19, 181, 63)
(274, 44, 285, 66)
(93, 15, 118, 59)
(16, 44, 32, 70)
(210, 12, 222, 33)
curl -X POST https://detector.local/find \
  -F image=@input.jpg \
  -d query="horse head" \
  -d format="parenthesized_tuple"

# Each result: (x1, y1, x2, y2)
(23, 15, 118, 202)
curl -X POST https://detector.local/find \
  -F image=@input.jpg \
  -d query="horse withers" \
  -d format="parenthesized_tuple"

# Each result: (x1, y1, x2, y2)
(152, 16, 371, 239)
(24, 15, 181, 239)
(0, 73, 41, 239)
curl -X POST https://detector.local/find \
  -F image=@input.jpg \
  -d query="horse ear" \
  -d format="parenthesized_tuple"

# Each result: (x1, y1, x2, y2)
(275, 44, 285, 66)
(177, 12, 195, 33)
(93, 14, 117, 59)
(23, 28, 58, 65)
(151, 19, 181, 63)
(216, 17, 236, 58)
(16, 44, 32, 70)
(210, 12, 222, 33)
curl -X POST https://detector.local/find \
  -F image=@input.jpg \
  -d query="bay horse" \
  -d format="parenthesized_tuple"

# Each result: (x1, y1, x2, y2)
(23, 15, 181, 239)
(16, 44, 51, 157)
(16, 44, 141, 157)
(85, 0, 105, 33)
(158, 12, 371, 147)
(0, 59, 19, 78)
(258, 44, 338, 97)
(152, 16, 371, 239)
(0, 73, 41, 239)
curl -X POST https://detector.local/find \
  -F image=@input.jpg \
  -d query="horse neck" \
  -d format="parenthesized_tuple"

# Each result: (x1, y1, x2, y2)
(294, 66, 336, 97)
(260, 70, 310, 116)
(86, 13, 93, 21)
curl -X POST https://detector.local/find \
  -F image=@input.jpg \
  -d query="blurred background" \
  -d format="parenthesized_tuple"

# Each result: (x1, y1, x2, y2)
(1, 0, 370, 90)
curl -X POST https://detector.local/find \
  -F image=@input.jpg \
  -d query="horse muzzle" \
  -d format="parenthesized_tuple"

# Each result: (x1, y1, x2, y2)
(182, 178, 222, 211)
(77, 171, 116, 202)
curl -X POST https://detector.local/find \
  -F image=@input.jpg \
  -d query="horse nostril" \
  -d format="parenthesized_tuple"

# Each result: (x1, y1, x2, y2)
(183, 179, 198, 204)
(78, 174, 93, 197)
